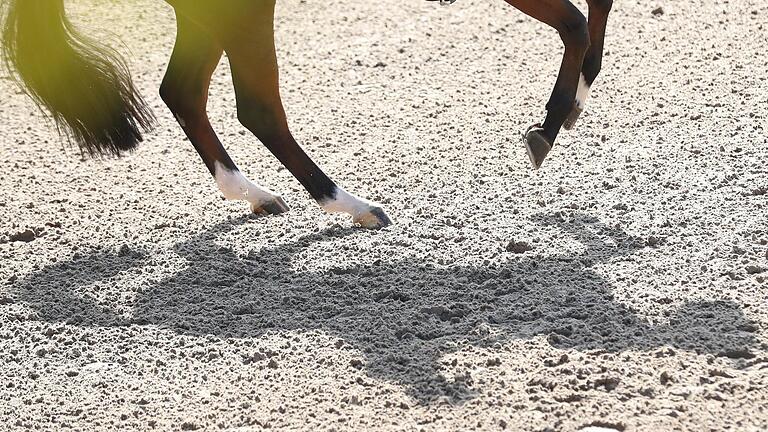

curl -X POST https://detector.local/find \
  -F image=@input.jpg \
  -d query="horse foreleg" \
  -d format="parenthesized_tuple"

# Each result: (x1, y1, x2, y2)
(564, 0, 614, 130)
(160, 12, 288, 215)
(504, 0, 590, 169)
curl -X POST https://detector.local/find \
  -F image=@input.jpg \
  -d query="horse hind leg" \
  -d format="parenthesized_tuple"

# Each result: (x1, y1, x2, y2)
(160, 12, 288, 215)
(225, 53, 391, 228)
(197, 3, 390, 229)
(564, 0, 614, 130)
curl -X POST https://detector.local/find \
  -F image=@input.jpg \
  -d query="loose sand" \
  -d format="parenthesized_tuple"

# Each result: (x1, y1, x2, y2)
(1, 0, 766, 430)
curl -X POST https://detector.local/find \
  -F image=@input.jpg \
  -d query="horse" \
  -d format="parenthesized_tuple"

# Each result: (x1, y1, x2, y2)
(1, 0, 613, 229)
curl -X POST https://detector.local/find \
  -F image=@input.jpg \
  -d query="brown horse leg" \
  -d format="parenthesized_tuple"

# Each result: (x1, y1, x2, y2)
(504, 0, 590, 168)
(159, 12, 288, 214)
(174, 1, 390, 228)
(564, 0, 613, 130)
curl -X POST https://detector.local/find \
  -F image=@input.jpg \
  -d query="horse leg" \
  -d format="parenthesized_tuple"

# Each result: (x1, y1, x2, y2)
(159, 12, 288, 215)
(183, 2, 390, 228)
(504, 0, 590, 169)
(564, 0, 614, 130)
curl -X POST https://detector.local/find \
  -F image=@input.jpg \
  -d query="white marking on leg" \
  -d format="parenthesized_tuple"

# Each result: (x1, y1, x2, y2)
(213, 161, 277, 207)
(575, 73, 591, 109)
(321, 187, 388, 228)
(320, 187, 373, 219)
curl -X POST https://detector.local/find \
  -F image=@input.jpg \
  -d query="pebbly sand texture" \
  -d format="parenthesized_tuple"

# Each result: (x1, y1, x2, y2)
(1, 0, 767, 430)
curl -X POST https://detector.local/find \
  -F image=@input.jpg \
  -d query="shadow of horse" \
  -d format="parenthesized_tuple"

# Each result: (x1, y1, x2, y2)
(12, 213, 758, 403)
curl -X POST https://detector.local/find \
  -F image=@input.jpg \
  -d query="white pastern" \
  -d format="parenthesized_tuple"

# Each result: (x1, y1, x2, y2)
(320, 187, 374, 219)
(575, 73, 591, 109)
(213, 161, 277, 206)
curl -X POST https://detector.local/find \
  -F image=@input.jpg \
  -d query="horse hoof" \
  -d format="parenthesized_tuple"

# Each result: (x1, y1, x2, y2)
(524, 127, 552, 170)
(563, 103, 583, 131)
(354, 206, 392, 229)
(251, 197, 290, 215)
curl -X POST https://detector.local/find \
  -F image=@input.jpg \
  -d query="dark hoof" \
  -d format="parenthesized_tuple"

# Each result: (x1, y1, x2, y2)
(251, 197, 290, 215)
(524, 127, 552, 170)
(355, 206, 392, 230)
(563, 103, 583, 131)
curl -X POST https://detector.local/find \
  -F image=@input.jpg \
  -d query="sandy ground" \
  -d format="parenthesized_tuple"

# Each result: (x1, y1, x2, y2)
(1, 0, 767, 430)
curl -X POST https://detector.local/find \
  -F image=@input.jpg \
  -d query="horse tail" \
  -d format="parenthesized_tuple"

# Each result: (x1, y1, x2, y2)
(1, 0, 155, 157)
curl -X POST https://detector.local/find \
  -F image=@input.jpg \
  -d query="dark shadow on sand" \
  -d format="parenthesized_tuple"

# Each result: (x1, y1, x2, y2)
(12, 213, 759, 403)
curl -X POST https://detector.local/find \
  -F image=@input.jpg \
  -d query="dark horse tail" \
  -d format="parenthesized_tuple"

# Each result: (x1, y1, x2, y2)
(1, 0, 154, 157)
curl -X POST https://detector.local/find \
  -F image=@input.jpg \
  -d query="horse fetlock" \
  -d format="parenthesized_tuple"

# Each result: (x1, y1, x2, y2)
(575, 73, 591, 109)
(564, 72, 594, 131)
(563, 103, 584, 131)
(213, 161, 283, 210)
(546, 92, 577, 117)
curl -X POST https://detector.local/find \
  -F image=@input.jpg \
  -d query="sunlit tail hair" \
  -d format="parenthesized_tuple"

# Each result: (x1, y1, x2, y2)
(1, 0, 155, 157)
